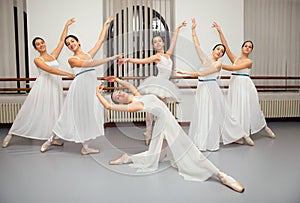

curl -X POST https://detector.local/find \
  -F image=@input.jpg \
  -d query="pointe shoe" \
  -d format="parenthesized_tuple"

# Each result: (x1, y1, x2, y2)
(265, 127, 276, 138)
(109, 153, 132, 165)
(40, 140, 51, 153)
(235, 138, 244, 145)
(244, 135, 255, 146)
(51, 140, 64, 146)
(2, 134, 12, 148)
(80, 147, 100, 155)
(218, 172, 245, 193)
(143, 131, 151, 146)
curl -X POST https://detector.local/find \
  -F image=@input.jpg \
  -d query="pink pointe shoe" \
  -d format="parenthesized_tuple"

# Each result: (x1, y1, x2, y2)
(218, 172, 245, 193)
(244, 135, 255, 146)
(235, 138, 245, 145)
(109, 153, 132, 165)
(2, 134, 12, 148)
(51, 140, 64, 146)
(40, 140, 52, 153)
(80, 147, 100, 155)
(265, 126, 276, 138)
(143, 131, 151, 146)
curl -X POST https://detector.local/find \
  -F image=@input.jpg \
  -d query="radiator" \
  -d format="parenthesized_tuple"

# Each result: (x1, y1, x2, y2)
(1, 99, 299, 124)
(260, 99, 300, 118)
(106, 102, 178, 123)
(0, 103, 22, 123)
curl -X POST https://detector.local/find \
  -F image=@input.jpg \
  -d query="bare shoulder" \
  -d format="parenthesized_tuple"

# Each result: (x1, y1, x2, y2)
(128, 100, 144, 112)
(214, 61, 222, 70)
(33, 57, 43, 64)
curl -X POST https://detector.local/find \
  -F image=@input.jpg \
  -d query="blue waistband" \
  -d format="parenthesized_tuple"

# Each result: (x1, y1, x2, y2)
(75, 69, 95, 77)
(198, 79, 216, 82)
(231, 73, 249, 76)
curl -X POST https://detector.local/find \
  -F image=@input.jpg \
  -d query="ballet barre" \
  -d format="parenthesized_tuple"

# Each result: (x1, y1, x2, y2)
(0, 76, 300, 92)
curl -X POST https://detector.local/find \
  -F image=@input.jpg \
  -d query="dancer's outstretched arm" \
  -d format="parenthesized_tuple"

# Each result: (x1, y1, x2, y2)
(176, 61, 222, 77)
(68, 54, 122, 68)
(96, 82, 143, 112)
(222, 59, 252, 71)
(212, 21, 236, 63)
(166, 21, 187, 56)
(88, 16, 113, 58)
(105, 76, 140, 96)
(191, 18, 209, 65)
(118, 54, 159, 66)
(51, 18, 75, 59)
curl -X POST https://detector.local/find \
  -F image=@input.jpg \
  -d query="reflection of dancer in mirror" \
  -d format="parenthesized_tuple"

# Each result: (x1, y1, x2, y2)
(117, 21, 186, 145)
(2, 18, 75, 148)
(41, 17, 121, 155)
(96, 76, 244, 193)
(176, 18, 254, 151)
(212, 22, 275, 141)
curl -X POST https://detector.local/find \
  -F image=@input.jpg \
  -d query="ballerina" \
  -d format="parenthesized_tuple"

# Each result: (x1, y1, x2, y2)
(40, 17, 122, 155)
(2, 18, 75, 148)
(212, 21, 275, 140)
(96, 76, 244, 193)
(176, 18, 253, 151)
(117, 21, 186, 145)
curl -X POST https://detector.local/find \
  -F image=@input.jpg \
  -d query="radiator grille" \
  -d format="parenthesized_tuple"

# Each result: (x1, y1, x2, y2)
(260, 99, 300, 118)
(106, 102, 177, 123)
(0, 103, 22, 123)
(1, 99, 299, 124)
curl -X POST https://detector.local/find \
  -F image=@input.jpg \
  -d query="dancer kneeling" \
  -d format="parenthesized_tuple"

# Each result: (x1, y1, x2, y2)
(96, 76, 244, 193)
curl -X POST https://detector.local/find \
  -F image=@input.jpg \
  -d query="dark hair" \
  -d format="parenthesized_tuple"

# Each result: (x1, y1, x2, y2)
(64, 34, 79, 46)
(152, 35, 165, 44)
(242, 40, 254, 50)
(212, 43, 226, 57)
(32, 37, 44, 48)
(110, 91, 119, 104)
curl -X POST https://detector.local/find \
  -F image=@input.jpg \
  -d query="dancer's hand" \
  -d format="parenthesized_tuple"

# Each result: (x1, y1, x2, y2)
(176, 69, 186, 74)
(105, 16, 114, 25)
(66, 18, 75, 27)
(66, 73, 74, 79)
(211, 21, 221, 32)
(96, 83, 104, 95)
(111, 54, 123, 61)
(177, 21, 187, 30)
(191, 18, 197, 30)
(118, 58, 130, 67)
(104, 76, 118, 82)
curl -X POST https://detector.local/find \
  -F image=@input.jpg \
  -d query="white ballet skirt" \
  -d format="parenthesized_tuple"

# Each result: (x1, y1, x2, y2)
(9, 59, 64, 140)
(227, 65, 266, 134)
(53, 57, 104, 143)
(137, 55, 181, 102)
(130, 95, 219, 181)
(188, 68, 246, 151)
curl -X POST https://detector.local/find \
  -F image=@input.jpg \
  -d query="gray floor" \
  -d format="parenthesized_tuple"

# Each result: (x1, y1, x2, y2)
(0, 122, 300, 203)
